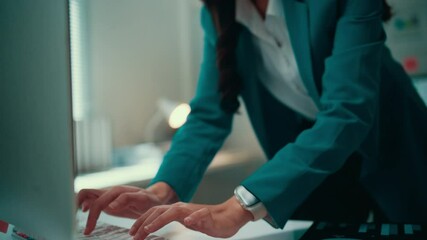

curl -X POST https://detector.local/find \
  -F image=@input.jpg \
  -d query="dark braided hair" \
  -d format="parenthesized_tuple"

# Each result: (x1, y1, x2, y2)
(203, 0, 243, 114)
(202, 0, 393, 114)
(382, 0, 393, 22)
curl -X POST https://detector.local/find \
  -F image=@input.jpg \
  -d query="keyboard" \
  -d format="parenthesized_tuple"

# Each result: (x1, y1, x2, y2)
(300, 222, 426, 240)
(75, 222, 168, 240)
(75, 222, 132, 240)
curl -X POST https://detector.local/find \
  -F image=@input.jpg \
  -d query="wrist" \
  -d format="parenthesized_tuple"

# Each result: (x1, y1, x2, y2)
(220, 197, 253, 227)
(234, 185, 267, 221)
(147, 182, 179, 204)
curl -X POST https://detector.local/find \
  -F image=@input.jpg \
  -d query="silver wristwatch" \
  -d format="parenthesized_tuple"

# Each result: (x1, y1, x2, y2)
(234, 185, 267, 221)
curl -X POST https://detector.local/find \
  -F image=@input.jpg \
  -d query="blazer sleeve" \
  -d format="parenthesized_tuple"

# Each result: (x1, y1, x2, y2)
(149, 6, 233, 202)
(241, 0, 386, 228)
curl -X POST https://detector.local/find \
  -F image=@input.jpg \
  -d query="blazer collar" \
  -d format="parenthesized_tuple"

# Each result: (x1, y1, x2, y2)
(236, 0, 320, 107)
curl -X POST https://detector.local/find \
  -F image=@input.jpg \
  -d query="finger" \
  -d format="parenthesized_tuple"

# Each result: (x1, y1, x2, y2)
(79, 186, 138, 208)
(184, 208, 211, 231)
(129, 207, 159, 236)
(129, 206, 167, 236)
(143, 206, 191, 234)
(133, 209, 170, 240)
(81, 199, 95, 212)
(85, 195, 119, 234)
(77, 189, 103, 207)
(109, 192, 148, 211)
(184, 208, 210, 225)
(84, 187, 138, 235)
(103, 205, 141, 219)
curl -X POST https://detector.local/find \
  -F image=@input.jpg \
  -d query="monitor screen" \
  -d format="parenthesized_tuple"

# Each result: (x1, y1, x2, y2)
(0, 0, 77, 239)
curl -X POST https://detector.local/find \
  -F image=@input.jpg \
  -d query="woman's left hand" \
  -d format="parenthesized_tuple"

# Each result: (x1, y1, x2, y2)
(129, 196, 253, 239)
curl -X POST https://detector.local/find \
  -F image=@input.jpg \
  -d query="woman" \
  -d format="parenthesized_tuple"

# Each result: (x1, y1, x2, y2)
(78, 0, 427, 239)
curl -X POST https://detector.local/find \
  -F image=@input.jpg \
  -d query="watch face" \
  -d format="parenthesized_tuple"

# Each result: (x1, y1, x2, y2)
(235, 186, 260, 207)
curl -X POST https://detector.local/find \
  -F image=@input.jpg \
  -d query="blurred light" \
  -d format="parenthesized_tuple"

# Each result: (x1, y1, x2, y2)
(168, 103, 191, 129)
(144, 99, 191, 142)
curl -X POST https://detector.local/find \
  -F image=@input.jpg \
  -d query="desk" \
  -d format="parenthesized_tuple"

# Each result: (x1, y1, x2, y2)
(0, 212, 312, 240)
(83, 212, 312, 240)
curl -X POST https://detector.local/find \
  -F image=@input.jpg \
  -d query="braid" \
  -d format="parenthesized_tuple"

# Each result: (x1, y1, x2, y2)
(382, 0, 393, 22)
(203, 0, 243, 114)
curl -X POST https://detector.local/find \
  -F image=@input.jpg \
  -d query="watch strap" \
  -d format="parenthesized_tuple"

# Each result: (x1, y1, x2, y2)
(234, 185, 267, 221)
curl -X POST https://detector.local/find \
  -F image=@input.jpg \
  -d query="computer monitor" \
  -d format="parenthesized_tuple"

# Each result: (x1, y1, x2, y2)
(0, 0, 77, 239)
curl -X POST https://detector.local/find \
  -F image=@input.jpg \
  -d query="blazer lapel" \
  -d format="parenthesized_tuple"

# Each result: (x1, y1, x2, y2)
(282, 0, 320, 107)
(236, 1, 320, 149)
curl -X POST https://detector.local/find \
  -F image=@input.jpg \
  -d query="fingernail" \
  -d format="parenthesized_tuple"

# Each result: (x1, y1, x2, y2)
(109, 202, 118, 209)
(184, 217, 192, 224)
(129, 226, 135, 235)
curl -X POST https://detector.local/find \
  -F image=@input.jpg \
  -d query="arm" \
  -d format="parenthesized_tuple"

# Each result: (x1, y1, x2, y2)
(79, 7, 229, 235)
(149, 6, 233, 202)
(129, 1, 386, 237)
(242, 0, 386, 228)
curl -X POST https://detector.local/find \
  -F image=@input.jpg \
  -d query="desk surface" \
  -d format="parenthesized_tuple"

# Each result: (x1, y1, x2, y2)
(0, 212, 311, 240)
(92, 212, 312, 240)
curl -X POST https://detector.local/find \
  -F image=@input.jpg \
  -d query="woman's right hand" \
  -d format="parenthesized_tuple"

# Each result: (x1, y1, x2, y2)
(76, 182, 179, 235)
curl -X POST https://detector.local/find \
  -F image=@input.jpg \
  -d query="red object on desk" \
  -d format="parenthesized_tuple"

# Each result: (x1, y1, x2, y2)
(0, 220, 9, 233)
(403, 56, 419, 73)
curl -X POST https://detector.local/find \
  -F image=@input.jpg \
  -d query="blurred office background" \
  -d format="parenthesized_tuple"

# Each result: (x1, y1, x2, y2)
(71, 0, 427, 203)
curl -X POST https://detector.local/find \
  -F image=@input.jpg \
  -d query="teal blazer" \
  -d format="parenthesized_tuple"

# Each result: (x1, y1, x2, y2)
(152, 0, 427, 227)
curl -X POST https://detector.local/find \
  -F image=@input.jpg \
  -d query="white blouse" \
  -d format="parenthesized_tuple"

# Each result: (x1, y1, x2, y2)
(236, 0, 319, 120)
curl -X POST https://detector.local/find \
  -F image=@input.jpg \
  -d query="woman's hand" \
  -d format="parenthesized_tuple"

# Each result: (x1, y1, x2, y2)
(76, 182, 179, 235)
(129, 196, 253, 239)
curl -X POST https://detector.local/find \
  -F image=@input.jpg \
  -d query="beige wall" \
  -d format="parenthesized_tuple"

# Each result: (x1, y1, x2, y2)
(84, 0, 261, 155)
